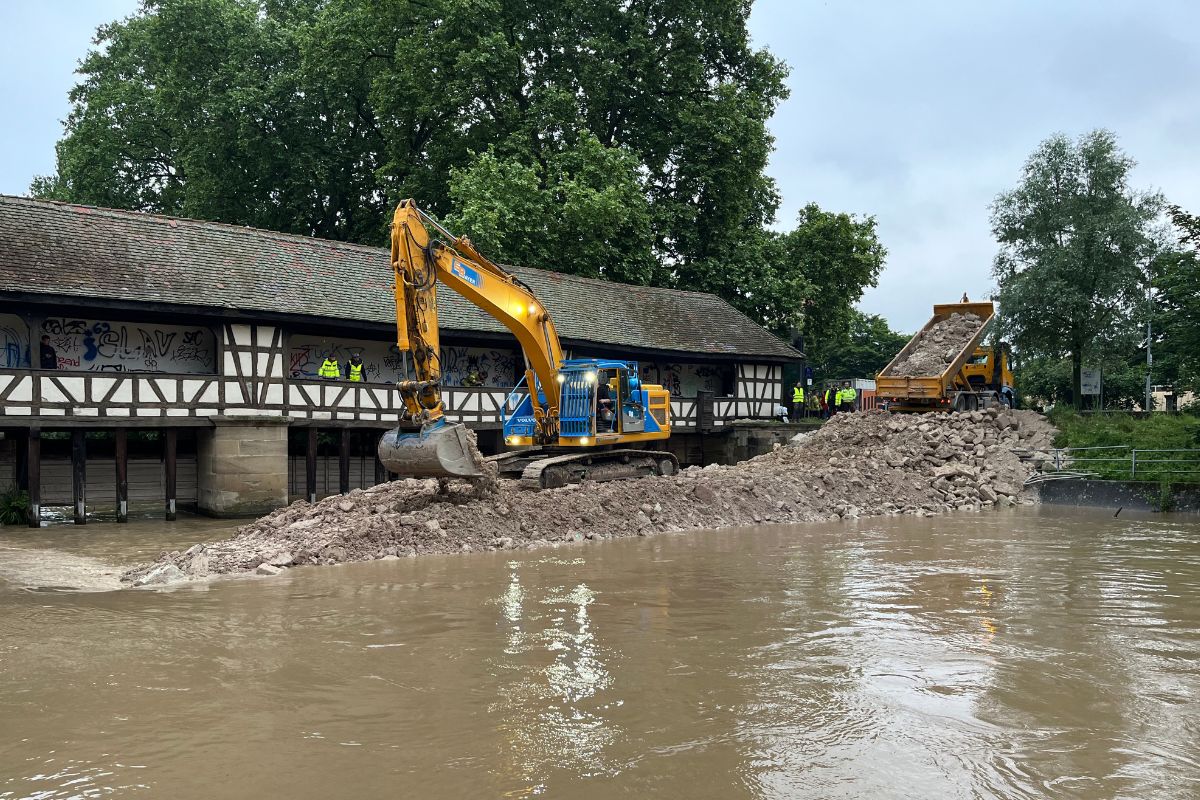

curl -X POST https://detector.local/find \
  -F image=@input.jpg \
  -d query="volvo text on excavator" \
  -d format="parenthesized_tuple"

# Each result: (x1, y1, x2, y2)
(376, 200, 678, 489)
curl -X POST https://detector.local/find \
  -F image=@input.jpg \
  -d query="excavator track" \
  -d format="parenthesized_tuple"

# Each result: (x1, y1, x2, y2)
(518, 449, 678, 490)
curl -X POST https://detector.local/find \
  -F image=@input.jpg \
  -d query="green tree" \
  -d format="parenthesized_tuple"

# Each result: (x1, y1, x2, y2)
(811, 310, 907, 380)
(37, 0, 389, 241)
(990, 130, 1164, 409)
(36, 0, 887, 342)
(443, 133, 660, 285)
(1154, 206, 1200, 391)
(35, 0, 787, 268)
(782, 204, 887, 345)
(1015, 342, 1149, 411)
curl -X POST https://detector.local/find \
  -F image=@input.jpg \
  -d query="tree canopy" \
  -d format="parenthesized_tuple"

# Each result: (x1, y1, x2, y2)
(1153, 205, 1200, 392)
(35, 0, 885, 349)
(990, 130, 1165, 409)
(809, 309, 907, 381)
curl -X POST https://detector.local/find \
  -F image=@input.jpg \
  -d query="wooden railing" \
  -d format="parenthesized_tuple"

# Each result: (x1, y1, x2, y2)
(1, 367, 728, 429)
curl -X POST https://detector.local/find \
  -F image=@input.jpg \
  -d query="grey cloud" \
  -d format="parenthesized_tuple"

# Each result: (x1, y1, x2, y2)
(752, 0, 1200, 331)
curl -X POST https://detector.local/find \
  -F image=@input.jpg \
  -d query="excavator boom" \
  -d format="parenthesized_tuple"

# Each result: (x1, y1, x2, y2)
(377, 200, 675, 488)
(379, 200, 566, 479)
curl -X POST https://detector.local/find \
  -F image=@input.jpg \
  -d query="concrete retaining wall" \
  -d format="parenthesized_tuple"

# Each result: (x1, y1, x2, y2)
(713, 421, 823, 465)
(1036, 479, 1200, 513)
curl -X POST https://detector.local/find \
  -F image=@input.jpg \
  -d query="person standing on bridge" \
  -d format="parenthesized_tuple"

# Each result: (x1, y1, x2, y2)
(345, 353, 366, 382)
(318, 352, 341, 380)
(39, 335, 58, 370)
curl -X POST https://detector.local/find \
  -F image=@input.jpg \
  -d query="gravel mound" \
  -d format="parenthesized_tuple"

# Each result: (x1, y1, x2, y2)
(122, 408, 1055, 586)
(890, 312, 984, 377)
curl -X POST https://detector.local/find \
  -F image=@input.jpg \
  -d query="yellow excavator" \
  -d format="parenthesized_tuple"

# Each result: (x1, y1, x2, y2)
(377, 200, 678, 489)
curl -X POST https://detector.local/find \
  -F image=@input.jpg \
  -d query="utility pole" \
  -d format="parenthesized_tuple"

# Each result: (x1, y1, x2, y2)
(1144, 289, 1153, 413)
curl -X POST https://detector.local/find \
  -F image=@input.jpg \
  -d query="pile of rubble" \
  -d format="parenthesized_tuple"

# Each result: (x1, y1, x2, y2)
(123, 408, 1055, 586)
(889, 312, 984, 377)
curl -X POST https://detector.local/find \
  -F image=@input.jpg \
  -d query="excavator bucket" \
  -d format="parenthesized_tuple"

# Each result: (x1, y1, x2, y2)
(377, 421, 485, 480)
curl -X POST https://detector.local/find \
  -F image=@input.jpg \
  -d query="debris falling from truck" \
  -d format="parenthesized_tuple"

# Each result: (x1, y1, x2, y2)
(890, 312, 984, 377)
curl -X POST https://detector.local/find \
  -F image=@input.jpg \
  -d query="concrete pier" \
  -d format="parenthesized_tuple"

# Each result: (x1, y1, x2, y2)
(196, 417, 289, 517)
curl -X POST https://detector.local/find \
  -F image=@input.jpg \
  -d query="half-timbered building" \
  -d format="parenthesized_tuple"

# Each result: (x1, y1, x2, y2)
(0, 195, 799, 522)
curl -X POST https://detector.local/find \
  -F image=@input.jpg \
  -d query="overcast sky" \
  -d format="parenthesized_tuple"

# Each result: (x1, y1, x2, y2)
(3, 1, 1198, 331)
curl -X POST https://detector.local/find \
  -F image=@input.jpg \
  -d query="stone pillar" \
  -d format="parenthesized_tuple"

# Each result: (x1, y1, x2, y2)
(196, 416, 290, 517)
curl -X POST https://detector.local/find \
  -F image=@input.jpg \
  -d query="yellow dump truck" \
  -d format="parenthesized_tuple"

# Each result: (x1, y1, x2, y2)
(876, 301, 1015, 412)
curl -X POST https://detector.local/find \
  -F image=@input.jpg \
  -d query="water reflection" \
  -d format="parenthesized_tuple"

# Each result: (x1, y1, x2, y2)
(490, 560, 617, 796)
(1, 508, 1198, 799)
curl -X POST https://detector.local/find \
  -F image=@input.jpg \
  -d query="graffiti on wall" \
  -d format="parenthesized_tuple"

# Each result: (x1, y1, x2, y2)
(38, 318, 216, 373)
(438, 346, 519, 387)
(640, 362, 733, 397)
(288, 335, 519, 387)
(0, 313, 28, 368)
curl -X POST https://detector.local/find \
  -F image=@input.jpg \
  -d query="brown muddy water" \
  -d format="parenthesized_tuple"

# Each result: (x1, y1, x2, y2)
(1, 507, 1198, 799)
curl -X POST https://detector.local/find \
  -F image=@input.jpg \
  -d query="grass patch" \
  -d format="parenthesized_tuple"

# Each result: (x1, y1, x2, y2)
(1048, 409, 1200, 482)
(0, 485, 30, 526)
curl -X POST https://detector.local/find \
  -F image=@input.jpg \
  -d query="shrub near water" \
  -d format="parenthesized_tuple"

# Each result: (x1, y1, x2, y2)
(0, 485, 31, 525)
(1048, 409, 1200, 481)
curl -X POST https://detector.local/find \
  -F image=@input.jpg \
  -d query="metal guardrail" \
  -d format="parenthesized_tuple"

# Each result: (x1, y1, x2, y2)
(1046, 445, 1200, 479)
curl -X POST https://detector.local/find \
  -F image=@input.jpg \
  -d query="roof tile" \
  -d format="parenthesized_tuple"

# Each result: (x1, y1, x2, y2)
(0, 195, 798, 360)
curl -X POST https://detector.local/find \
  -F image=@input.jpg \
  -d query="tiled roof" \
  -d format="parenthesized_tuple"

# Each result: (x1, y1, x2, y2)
(0, 195, 798, 360)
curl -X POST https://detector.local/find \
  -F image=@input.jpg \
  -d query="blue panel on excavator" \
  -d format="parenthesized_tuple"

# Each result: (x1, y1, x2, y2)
(502, 359, 651, 442)
(559, 371, 595, 438)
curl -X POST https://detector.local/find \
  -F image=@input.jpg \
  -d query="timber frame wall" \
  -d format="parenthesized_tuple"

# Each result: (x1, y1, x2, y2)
(0, 323, 785, 429)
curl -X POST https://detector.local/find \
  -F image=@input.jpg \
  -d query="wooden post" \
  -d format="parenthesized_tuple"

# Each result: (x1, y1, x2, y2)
(374, 434, 387, 486)
(27, 428, 41, 528)
(115, 428, 129, 523)
(71, 429, 87, 525)
(306, 427, 318, 503)
(164, 428, 178, 521)
(339, 427, 350, 495)
(15, 428, 29, 491)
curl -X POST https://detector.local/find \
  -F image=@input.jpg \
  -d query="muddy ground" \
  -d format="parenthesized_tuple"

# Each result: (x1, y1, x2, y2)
(124, 408, 1056, 586)
(890, 312, 985, 377)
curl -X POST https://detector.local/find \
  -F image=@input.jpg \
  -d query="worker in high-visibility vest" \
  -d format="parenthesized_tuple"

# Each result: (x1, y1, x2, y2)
(825, 385, 837, 418)
(346, 353, 366, 382)
(791, 381, 805, 420)
(841, 382, 858, 412)
(318, 354, 340, 380)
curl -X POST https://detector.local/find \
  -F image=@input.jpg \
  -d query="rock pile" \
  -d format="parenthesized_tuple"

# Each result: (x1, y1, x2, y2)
(122, 408, 1055, 586)
(890, 312, 984, 377)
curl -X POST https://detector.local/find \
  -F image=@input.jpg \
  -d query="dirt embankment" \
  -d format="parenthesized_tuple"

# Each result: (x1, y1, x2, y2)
(890, 312, 984, 377)
(124, 408, 1055, 586)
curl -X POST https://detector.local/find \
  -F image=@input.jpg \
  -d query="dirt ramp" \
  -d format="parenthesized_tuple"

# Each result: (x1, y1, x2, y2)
(122, 408, 1055, 585)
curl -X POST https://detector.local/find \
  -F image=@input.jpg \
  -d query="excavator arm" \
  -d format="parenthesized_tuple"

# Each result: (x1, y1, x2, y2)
(378, 200, 567, 477)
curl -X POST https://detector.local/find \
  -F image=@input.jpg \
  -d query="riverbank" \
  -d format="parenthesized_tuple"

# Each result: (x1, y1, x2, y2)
(122, 408, 1056, 586)
(1049, 408, 1200, 482)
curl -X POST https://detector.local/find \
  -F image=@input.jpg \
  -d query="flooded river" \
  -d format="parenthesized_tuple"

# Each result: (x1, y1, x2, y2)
(1, 507, 1198, 798)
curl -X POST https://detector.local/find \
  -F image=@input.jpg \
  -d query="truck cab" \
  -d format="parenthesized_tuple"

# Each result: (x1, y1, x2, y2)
(959, 344, 1015, 407)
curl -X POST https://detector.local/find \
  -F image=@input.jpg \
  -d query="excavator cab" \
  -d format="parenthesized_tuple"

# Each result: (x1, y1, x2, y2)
(502, 359, 664, 446)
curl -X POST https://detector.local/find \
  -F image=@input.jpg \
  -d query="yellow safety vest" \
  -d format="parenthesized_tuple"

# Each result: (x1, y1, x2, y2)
(348, 363, 364, 382)
(845, 387, 858, 402)
(318, 358, 340, 379)
(835, 389, 844, 405)
(792, 386, 804, 402)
